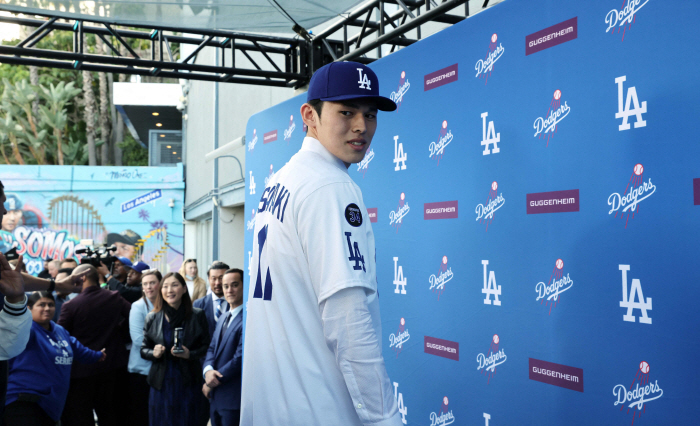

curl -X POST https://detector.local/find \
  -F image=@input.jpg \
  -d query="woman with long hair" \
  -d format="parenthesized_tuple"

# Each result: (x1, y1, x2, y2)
(128, 269, 162, 426)
(178, 259, 208, 301)
(4, 292, 105, 426)
(141, 272, 209, 426)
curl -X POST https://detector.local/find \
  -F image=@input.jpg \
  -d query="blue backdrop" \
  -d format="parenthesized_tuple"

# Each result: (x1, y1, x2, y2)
(244, 0, 700, 424)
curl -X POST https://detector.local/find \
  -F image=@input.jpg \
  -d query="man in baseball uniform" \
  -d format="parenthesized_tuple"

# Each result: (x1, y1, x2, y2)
(241, 62, 401, 426)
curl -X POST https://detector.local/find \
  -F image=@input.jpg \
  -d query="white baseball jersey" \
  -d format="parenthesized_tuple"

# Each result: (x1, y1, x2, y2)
(242, 137, 390, 425)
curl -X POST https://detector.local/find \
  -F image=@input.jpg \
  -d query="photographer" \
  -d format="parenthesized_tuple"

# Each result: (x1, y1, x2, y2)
(98, 256, 142, 304)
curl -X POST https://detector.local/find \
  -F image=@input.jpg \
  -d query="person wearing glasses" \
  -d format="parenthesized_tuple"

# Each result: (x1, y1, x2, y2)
(128, 269, 162, 426)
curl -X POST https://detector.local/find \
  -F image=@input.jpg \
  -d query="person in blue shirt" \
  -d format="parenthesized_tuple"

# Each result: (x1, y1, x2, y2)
(128, 268, 161, 426)
(4, 291, 105, 426)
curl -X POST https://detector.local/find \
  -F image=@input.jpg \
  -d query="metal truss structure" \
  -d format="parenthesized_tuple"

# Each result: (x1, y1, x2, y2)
(0, 0, 483, 87)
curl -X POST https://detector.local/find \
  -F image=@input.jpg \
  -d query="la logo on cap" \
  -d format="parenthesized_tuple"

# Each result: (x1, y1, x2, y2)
(357, 68, 372, 90)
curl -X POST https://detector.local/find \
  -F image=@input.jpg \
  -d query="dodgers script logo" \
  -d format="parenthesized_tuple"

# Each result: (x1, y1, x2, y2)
(475, 181, 504, 231)
(608, 164, 655, 228)
(429, 396, 455, 426)
(391, 71, 410, 108)
(613, 361, 663, 425)
(533, 89, 570, 146)
(536, 258, 573, 315)
(605, 0, 649, 41)
(429, 120, 453, 165)
(429, 256, 453, 301)
(248, 129, 258, 151)
(246, 209, 256, 232)
(389, 317, 410, 357)
(476, 334, 506, 384)
(283, 115, 295, 141)
(389, 192, 410, 232)
(619, 265, 652, 324)
(264, 164, 274, 186)
(356, 148, 374, 178)
(475, 33, 504, 84)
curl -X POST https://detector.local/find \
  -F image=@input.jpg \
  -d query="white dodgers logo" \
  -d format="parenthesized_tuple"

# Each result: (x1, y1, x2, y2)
(391, 71, 410, 108)
(615, 76, 647, 131)
(393, 256, 407, 294)
(247, 209, 256, 232)
(394, 382, 408, 425)
(429, 396, 455, 426)
(608, 163, 655, 228)
(605, 0, 649, 41)
(357, 148, 374, 178)
(389, 317, 410, 357)
(389, 192, 410, 232)
(533, 89, 570, 146)
(476, 334, 506, 384)
(429, 120, 453, 165)
(394, 135, 407, 170)
(357, 68, 371, 90)
(613, 360, 663, 425)
(481, 112, 500, 155)
(482, 260, 501, 306)
(475, 181, 504, 231)
(429, 256, 453, 301)
(536, 258, 573, 315)
(247, 251, 253, 277)
(264, 164, 274, 186)
(283, 115, 295, 141)
(619, 265, 652, 324)
(249, 171, 256, 195)
(48, 336, 73, 365)
(475, 33, 504, 83)
(248, 129, 258, 151)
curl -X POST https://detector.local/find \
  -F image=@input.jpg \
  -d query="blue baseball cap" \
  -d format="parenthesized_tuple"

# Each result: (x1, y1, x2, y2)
(307, 62, 397, 112)
(132, 261, 150, 273)
(116, 256, 133, 269)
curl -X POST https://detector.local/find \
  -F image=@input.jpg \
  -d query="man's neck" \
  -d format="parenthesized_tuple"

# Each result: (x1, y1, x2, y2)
(214, 293, 224, 300)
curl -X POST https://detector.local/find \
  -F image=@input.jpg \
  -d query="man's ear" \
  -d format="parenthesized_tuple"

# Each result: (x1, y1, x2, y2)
(300, 103, 317, 131)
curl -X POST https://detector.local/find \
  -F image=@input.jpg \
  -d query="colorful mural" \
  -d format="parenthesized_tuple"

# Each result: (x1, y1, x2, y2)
(0, 165, 184, 275)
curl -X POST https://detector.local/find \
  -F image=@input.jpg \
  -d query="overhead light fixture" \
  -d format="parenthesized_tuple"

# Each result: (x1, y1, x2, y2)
(166, 145, 171, 149)
(156, 123, 163, 127)
(152, 112, 159, 116)
(160, 134, 165, 137)
(172, 151, 177, 154)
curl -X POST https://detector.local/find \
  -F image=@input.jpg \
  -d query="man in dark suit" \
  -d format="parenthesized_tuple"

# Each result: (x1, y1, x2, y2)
(58, 264, 132, 426)
(193, 261, 230, 337)
(203, 268, 244, 426)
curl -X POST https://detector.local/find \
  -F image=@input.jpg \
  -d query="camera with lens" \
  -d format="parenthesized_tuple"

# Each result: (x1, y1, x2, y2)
(77, 245, 118, 270)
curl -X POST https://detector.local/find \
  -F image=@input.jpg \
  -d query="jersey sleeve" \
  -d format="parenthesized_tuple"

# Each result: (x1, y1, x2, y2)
(297, 182, 374, 304)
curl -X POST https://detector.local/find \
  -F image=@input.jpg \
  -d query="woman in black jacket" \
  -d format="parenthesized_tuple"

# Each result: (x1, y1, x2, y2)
(141, 272, 209, 426)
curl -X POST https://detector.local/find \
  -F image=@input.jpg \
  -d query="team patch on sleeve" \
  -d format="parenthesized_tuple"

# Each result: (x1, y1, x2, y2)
(345, 203, 363, 227)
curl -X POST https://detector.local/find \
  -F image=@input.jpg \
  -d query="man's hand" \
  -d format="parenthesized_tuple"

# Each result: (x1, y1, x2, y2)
(205, 369, 223, 388)
(97, 262, 109, 278)
(99, 348, 107, 362)
(0, 253, 25, 304)
(171, 345, 190, 360)
(153, 344, 166, 359)
(202, 383, 211, 399)
(55, 269, 87, 294)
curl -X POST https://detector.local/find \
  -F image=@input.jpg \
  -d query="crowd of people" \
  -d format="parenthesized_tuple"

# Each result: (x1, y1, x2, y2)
(0, 225, 244, 426)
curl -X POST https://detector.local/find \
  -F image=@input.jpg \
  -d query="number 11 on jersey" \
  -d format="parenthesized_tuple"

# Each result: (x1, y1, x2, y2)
(254, 225, 273, 301)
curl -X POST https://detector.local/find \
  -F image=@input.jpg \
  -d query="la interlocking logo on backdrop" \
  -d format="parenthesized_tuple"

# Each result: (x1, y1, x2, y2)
(248, 171, 256, 195)
(481, 260, 501, 306)
(393, 256, 407, 295)
(615, 75, 647, 131)
(393, 135, 408, 171)
(535, 258, 573, 315)
(613, 360, 663, 425)
(480, 112, 501, 155)
(619, 265, 652, 324)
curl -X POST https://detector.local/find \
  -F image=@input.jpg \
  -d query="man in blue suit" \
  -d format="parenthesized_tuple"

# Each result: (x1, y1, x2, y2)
(203, 268, 244, 426)
(193, 261, 230, 337)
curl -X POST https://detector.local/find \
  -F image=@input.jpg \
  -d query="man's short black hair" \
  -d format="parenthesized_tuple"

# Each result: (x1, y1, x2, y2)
(308, 99, 324, 119)
(208, 261, 230, 277)
(57, 267, 74, 276)
(224, 268, 244, 284)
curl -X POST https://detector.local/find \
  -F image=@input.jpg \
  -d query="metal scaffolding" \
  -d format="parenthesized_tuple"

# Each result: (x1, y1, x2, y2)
(0, 0, 480, 86)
